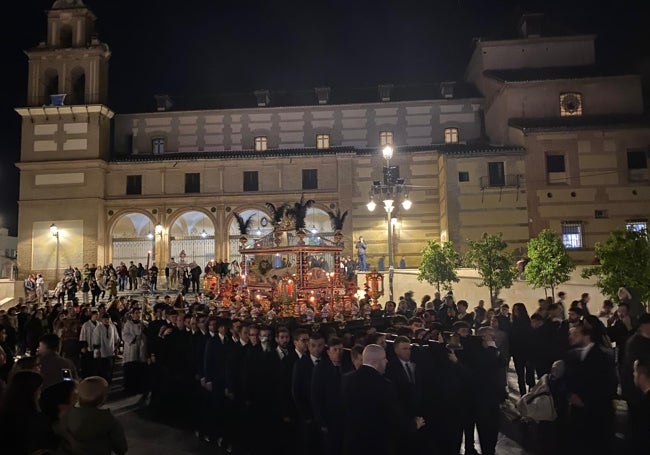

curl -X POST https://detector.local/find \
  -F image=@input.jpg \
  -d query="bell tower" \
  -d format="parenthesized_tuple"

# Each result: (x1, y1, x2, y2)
(25, 0, 110, 107)
(14, 0, 113, 287)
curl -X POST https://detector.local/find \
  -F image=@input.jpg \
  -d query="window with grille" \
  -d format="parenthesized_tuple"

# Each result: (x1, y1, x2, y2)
(302, 169, 318, 190)
(152, 138, 166, 154)
(126, 175, 142, 195)
(316, 134, 330, 149)
(626, 220, 647, 232)
(380, 131, 394, 146)
(255, 136, 268, 151)
(444, 127, 459, 144)
(561, 222, 583, 249)
(185, 173, 200, 193)
(243, 171, 259, 192)
(458, 171, 469, 182)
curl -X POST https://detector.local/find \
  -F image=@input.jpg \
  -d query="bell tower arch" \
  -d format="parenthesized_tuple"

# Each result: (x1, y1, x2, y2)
(25, 0, 111, 107)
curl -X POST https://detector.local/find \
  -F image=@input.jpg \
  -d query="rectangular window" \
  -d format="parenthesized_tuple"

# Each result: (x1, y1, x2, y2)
(254, 136, 268, 151)
(243, 171, 259, 192)
(316, 134, 330, 149)
(488, 162, 505, 186)
(302, 169, 318, 190)
(458, 171, 469, 182)
(126, 175, 142, 195)
(562, 222, 583, 249)
(627, 150, 648, 169)
(379, 131, 394, 146)
(626, 220, 647, 232)
(444, 127, 459, 144)
(546, 154, 566, 173)
(594, 209, 608, 219)
(185, 173, 200, 193)
(152, 138, 165, 155)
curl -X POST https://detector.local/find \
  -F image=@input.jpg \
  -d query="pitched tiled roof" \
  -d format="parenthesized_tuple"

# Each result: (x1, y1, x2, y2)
(117, 82, 483, 114)
(484, 66, 637, 83)
(508, 115, 650, 132)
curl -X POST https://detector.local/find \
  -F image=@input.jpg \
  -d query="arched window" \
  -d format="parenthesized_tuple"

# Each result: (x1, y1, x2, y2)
(60, 25, 73, 48)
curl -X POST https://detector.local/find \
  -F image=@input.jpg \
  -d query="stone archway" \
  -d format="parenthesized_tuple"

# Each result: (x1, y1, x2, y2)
(168, 210, 216, 269)
(110, 212, 156, 267)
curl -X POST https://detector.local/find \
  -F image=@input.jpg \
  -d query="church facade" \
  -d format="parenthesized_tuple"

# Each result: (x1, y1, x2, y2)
(15, 1, 650, 286)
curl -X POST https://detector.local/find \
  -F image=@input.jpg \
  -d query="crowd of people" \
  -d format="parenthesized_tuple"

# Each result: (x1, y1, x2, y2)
(1, 271, 649, 454)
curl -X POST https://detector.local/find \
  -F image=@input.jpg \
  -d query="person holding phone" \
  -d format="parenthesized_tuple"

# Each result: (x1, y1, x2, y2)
(37, 333, 78, 389)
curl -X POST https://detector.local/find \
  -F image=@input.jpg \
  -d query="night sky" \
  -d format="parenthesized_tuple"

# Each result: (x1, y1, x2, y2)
(1, 0, 648, 236)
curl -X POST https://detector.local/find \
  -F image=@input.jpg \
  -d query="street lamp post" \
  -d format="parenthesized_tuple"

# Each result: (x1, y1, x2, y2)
(49, 223, 60, 284)
(366, 145, 412, 301)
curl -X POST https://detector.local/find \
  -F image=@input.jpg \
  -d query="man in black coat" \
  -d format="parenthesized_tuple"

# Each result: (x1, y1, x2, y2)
(202, 317, 232, 447)
(384, 335, 420, 419)
(291, 331, 325, 454)
(341, 344, 425, 455)
(311, 336, 346, 455)
(564, 323, 618, 454)
(627, 358, 650, 454)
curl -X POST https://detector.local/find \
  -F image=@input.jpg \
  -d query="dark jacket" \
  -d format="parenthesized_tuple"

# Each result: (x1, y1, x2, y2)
(341, 365, 414, 455)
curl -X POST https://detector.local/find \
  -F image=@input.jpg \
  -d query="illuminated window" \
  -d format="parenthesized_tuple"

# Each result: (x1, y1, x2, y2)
(560, 92, 583, 117)
(444, 127, 459, 144)
(380, 131, 394, 146)
(316, 134, 330, 149)
(254, 136, 268, 151)
(562, 222, 583, 249)
(152, 138, 166, 154)
(626, 220, 647, 232)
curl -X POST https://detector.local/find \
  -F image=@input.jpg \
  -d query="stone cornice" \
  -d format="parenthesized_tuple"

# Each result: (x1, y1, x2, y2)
(16, 159, 108, 171)
(15, 104, 115, 119)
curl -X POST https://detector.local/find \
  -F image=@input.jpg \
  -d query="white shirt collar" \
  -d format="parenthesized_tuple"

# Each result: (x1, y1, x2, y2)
(310, 354, 319, 365)
(579, 342, 595, 361)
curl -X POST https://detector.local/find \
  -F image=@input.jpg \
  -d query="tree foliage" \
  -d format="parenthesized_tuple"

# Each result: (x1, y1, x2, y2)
(464, 232, 518, 306)
(525, 229, 575, 298)
(417, 240, 460, 292)
(581, 229, 650, 307)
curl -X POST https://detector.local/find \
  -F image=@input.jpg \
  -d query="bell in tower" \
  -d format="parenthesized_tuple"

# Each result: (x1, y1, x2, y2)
(24, 0, 111, 107)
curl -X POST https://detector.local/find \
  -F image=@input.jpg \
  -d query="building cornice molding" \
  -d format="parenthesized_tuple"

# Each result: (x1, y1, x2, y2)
(15, 104, 115, 119)
(16, 159, 108, 171)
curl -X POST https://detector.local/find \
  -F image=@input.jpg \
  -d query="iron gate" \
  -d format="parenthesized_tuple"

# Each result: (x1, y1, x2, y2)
(111, 239, 154, 267)
(169, 236, 215, 267)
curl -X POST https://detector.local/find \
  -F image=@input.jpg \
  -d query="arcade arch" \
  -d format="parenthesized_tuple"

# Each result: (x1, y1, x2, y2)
(168, 210, 216, 269)
(110, 212, 156, 267)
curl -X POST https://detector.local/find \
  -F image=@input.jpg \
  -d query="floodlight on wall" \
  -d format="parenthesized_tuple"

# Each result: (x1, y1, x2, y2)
(147, 231, 154, 240)
(366, 196, 377, 212)
(155, 224, 163, 238)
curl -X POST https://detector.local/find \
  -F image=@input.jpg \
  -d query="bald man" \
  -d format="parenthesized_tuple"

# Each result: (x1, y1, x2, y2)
(341, 344, 424, 455)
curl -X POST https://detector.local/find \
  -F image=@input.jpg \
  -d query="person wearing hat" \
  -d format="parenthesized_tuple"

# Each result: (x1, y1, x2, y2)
(56, 376, 128, 455)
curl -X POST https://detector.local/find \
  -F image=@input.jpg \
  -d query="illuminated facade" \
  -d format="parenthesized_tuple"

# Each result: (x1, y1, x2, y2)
(14, 3, 650, 287)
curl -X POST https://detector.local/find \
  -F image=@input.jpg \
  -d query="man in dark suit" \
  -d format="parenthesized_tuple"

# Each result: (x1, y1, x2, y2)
(564, 323, 618, 454)
(202, 317, 232, 449)
(341, 344, 425, 455)
(385, 335, 419, 419)
(292, 330, 325, 454)
(311, 336, 346, 455)
(627, 358, 650, 454)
